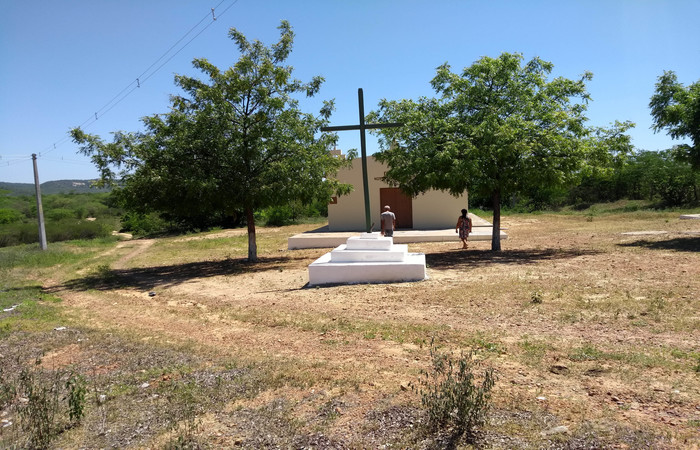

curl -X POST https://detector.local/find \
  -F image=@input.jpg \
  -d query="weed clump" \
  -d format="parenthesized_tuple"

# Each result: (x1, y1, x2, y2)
(0, 362, 87, 449)
(163, 380, 204, 449)
(413, 340, 496, 440)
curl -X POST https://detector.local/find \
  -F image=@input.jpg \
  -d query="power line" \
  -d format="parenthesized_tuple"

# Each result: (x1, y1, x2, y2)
(0, 156, 33, 167)
(89, 2, 239, 123)
(35, 0, 239, 158)
(41, 157, 95, 166)
(73, 0, 228, 132)
(140, 2, 236, 86)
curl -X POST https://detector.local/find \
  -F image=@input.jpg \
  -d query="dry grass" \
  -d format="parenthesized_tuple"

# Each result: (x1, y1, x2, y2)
(1, 210, 699, 448)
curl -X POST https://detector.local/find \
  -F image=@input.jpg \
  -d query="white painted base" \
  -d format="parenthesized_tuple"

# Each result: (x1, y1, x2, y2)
(346, 235, 393, 250)
(308, 252, 426, 286)
(330, 244, 408, 262)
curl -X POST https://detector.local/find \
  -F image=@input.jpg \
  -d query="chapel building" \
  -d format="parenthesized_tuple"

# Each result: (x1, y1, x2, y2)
(327, 151, 469, 231)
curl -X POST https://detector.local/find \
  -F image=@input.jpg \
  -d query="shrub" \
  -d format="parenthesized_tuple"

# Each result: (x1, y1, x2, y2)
(261, 204, 295, 226)
(0, 220, 111, 247)
(45, 220, 111, 242)
(19, 224, 38, 243)
(46, 208, 75, 221)
(0, 208, 23, 224)
(74, 206, 86, 219)
(259, 199, 328, 226)
(414, 340, 496, 439)
(120, 212, 168, 235)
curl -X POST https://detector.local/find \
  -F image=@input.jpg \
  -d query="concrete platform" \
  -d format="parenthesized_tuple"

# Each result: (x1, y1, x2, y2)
(289, 214, 507, 249)
(308, 252, 427, 286)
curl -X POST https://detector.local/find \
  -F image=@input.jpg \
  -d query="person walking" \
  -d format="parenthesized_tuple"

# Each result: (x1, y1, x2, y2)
(456, 208, 472, 249)
(380, 205, 396, 237)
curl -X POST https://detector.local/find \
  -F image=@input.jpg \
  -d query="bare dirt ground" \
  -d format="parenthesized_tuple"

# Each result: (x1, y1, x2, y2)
(26, 213, 700, 447)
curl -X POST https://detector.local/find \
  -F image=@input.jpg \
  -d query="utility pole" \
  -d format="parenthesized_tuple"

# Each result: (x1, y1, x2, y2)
(32, 154, 48, 250)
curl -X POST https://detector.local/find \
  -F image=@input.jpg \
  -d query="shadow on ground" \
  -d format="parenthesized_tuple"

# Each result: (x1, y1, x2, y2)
(618, 236, 700, 252)
(426, 248, 600, 270)
(55, 256, 296, 292)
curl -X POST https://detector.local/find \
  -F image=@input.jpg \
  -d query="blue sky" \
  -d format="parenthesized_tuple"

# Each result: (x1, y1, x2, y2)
(1, 0, 698, 183)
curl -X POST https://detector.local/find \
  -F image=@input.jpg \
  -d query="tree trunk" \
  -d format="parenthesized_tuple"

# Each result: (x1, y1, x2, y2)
(491, 189, 501, 251)
(246, 206, 257, 262)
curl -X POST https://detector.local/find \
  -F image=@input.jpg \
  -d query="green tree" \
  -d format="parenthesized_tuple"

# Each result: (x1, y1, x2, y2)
(370, 53, 594, 250)
(569, 120, 636, 204)
(72, 21, 351, 261)
(650, 71, 700, 169)
(621, 150, 699, 205)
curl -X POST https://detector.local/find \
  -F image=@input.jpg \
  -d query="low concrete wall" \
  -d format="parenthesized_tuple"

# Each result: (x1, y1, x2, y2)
(288, 228, 507, 249)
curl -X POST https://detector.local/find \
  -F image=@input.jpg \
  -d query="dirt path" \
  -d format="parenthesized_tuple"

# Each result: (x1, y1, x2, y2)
(111, 239, 155, 270)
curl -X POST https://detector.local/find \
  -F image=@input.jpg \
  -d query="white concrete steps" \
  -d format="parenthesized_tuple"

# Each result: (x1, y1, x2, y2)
(308, 232, 427, 286)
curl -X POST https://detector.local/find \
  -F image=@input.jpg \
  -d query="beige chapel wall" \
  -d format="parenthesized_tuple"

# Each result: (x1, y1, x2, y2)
(328, 156, 468, 231)
(412, 191, 469, 229)
(328, 156, 384, 231)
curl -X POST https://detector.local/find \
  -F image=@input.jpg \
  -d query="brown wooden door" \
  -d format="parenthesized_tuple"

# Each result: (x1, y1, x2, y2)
(380, 188, 413, 229)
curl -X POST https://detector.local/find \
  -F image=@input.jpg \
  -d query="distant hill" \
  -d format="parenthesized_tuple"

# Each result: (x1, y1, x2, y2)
(0, 180, 111, 196)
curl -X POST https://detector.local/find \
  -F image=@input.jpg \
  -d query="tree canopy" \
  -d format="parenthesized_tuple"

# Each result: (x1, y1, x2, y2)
(369, 52, 601, 250)
(72, 21, 351, 261)
(649, 71, 700, 169)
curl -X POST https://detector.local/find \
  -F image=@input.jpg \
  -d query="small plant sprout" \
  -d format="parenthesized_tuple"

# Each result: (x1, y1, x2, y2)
(66, 373, 87, 425)
(531, 291, 544, 304)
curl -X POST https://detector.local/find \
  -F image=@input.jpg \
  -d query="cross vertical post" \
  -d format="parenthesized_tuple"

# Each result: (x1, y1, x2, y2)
(357, 89, 372, 232)
(321, 88, 402, 232)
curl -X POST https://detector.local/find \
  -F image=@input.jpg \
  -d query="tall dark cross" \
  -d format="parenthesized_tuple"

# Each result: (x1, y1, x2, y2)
(321, 88, 402, 232)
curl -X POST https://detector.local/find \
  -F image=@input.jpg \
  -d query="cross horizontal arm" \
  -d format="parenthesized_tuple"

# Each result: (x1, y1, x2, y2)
(321, 122, 402, 132)
(321, 125, 361, 132)
(365, 122, 403, 130)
